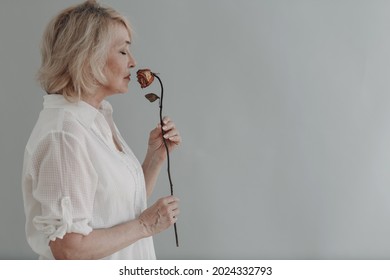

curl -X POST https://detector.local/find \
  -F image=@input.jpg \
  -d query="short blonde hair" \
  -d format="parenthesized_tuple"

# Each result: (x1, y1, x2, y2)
(37, 0, 132, 101)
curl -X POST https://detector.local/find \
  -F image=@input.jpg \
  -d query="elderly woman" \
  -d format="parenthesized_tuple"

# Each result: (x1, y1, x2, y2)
(21, 0, 181, 259)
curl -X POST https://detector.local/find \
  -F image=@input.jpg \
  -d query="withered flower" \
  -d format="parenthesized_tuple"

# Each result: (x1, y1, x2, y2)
(136, 69, 155, 88)
(136, 69, 179, 247)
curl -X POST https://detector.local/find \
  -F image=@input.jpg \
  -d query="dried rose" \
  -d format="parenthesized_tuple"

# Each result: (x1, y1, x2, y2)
(136, 69, 155, 88)
(136, 68, 179, 247)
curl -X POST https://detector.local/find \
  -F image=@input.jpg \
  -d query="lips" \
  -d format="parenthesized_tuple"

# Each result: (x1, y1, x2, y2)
(124, 74, 131, 80)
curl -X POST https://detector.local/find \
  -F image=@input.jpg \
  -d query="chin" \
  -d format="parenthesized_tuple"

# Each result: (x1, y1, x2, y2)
(114, 86, 129, 94)
(119, 87, 128, 93)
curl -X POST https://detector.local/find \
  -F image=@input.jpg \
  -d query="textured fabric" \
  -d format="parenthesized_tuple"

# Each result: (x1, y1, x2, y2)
(22, 94, 156, 259)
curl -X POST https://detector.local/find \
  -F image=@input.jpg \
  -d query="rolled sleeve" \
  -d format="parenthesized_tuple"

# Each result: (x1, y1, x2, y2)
(33, 197, 93, 241)
(30, 131, 98, 242)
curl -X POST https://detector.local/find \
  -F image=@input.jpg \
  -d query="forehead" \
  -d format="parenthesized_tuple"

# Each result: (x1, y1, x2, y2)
(110, 23, 131, 46)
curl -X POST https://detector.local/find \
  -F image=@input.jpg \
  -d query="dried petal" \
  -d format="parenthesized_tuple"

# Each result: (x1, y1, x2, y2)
(137, 69, 155, 88)
(145, 93, 160, 103)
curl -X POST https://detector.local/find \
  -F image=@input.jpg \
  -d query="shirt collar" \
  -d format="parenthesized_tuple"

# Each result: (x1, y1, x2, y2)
(43, 94, 113, 128)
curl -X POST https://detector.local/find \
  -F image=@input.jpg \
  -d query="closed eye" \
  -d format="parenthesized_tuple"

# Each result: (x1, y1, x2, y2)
(120, 51, 127, 55)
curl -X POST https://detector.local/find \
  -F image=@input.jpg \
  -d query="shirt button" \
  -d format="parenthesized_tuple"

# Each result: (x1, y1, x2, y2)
(62, 198, 70, 207)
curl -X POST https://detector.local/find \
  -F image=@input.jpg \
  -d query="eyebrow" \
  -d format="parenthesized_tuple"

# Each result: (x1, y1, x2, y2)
(117, 40, 131, 48)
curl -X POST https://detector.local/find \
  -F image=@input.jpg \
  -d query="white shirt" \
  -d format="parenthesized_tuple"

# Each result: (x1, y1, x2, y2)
(22, 94, 156, 259)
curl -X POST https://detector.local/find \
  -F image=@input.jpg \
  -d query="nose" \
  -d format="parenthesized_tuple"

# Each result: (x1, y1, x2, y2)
(128, 52, 136, 69)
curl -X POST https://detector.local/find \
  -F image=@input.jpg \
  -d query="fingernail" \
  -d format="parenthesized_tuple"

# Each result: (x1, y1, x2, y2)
(163, 126, 168, 130)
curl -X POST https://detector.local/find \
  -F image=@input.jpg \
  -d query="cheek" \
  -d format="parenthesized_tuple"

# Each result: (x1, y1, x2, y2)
(105, 55, 124, 75)
(106, 64, 120, 78)
(104, 67, 122, 90)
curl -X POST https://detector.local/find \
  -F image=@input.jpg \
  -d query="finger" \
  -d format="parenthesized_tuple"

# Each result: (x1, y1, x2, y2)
(162, 127, 179, 138)
(160, 195, 179, 205)
(169, 207, 180, 216)
(172, 208, 180, 216)
(170, 215, 178, 224)
(163, 132, 181, 143)
(167, 201, 180, 211)
(159, 204, 179, 218)
(167, 136, 181, 146)
(162, 116, 171, 125)
(162, 122, 175, 132)
(168, 195, 180, 203)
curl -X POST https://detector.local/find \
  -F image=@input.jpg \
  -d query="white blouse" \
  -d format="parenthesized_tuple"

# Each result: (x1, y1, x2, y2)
(22, 94, 156, 259)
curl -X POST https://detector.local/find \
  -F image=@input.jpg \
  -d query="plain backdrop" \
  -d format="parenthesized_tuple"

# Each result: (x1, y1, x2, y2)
(2, 0, 390, 259)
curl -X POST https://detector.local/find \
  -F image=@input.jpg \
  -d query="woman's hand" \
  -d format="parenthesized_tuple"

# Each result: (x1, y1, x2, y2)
(147, 116, 181, 163)
(138, 196, 180, 237)
(49, 196, 180, 259)
(142, 116, 181, 197)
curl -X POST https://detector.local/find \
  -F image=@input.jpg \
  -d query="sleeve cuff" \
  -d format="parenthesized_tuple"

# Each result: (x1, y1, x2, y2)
(32, 197, 93, 242)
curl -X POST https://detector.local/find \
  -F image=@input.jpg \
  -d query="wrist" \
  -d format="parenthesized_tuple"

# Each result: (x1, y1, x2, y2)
(137, 217, 153, 238)
(143, 151, 164, 170)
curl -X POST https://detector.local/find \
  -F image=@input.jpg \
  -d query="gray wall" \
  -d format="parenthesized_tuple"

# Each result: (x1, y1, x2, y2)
(2, 0, 390, 259)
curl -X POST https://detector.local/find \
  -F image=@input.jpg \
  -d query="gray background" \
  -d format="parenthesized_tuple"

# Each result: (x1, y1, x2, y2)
(1, 0, 390, 259)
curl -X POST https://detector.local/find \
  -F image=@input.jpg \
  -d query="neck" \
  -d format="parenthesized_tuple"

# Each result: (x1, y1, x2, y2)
(81, 90, 107, 109)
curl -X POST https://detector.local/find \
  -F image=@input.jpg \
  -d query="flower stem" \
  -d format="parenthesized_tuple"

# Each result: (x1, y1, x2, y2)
(153, 73, 179, 247)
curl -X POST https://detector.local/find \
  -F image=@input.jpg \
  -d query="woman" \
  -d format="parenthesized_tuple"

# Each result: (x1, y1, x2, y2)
(21, 0, 181, 259)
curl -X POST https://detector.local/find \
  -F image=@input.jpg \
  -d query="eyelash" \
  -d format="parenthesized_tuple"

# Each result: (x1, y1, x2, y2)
(120, 51, 127, 55)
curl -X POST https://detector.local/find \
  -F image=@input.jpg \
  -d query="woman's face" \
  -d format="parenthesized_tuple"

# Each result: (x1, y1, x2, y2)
(102, 24, 136, 95)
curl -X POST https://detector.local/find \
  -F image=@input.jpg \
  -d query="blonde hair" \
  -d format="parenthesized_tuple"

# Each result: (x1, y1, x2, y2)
(37, 0, 132, 101)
